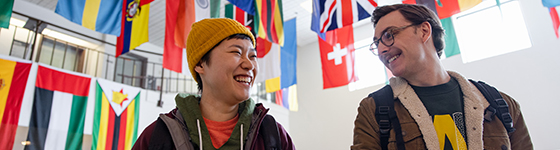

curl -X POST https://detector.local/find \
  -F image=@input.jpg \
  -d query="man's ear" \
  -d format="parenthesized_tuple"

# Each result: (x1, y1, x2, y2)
(420, 21, 432, 44)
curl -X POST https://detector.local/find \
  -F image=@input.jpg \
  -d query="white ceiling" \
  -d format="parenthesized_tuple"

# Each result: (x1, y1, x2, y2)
(22, 0, 323, 48)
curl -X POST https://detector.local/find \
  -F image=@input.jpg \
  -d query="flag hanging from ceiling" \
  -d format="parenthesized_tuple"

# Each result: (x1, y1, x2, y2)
(162, 0, 187, 74)
(163, 0, 220, 75)
(225, 3, 256, 36)
(174, 0, 220, 48)
(318, 25, 357, 89)
(255, 37, 281, 88)
(25, 65, 92, 150)
(254, 0, 284, 46)
(311, 0, 377, 39)
(227, 0, 255, 15)
(543, 0, 560, 38)
(55, 0, 123, 36)
(92, 79, 141, 150)
(115, 0, 153, 58)
(0, 0, 14, 29)
(0, 57, 31, 150)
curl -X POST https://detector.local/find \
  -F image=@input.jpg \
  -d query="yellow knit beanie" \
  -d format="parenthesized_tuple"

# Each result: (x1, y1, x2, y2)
(187, 18, 256, 82)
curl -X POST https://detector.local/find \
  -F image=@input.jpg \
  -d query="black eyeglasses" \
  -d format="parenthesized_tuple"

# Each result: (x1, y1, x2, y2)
(370, 24, 417, 56)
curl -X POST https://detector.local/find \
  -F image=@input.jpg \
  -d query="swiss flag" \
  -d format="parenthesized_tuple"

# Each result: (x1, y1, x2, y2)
(318, 25, 357, 89)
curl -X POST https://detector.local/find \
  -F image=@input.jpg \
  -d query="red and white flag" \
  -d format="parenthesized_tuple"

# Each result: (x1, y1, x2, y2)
(318, 25, 357, 89)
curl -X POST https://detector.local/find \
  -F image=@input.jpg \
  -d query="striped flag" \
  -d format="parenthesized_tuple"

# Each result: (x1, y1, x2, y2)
(0, 57, 31, 150)
(0, 0, 14, 29)
(115, 0, 153, 58)
(225, 3, 256, 36)
(311, 0, 377, 39)
(255, 0, 284, 46)
(55, 0, 123, 35)
(26, 65, 92, 150)
(163, 0, 220, 75)
(92, 79, 141, 150)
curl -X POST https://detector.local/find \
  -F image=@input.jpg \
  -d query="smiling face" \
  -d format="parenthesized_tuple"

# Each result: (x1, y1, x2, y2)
(374, 11, 435, 79)
(195, 38, 257, 104)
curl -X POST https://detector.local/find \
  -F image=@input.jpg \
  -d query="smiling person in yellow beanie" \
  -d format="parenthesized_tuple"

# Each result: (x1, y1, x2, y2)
(132, 18, 296, 150)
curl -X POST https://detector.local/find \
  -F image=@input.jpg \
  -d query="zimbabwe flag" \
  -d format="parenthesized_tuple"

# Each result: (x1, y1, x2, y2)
(0, 57, 31, 150)
(92, 79, 140, 150)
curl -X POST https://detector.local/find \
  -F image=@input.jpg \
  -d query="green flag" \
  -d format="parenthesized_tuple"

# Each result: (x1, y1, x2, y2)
(442, 18, 461, 58)
(0, 0, 14, 28)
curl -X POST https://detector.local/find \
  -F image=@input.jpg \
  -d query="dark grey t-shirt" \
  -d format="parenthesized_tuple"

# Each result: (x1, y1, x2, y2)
(411, 77, 467, 149)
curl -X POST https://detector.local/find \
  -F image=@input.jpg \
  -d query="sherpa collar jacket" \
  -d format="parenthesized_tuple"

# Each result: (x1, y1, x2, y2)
(132, 94, 295, 150)
(352, 71, 533, 150)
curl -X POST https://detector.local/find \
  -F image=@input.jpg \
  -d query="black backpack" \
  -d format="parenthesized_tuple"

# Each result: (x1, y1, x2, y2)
(368, 80, 515, 150)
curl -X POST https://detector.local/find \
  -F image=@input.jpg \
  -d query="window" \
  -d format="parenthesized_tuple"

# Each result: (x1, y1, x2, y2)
(115, 53, 147, 88)
(452, 0, 531, 63)
(348, 37, 387, 91)
(37, 36, 86, 72)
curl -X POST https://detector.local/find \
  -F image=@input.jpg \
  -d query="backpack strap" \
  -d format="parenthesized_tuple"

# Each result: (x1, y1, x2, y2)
(469, 80, 516, 133)
(369, 85, 405, 150)
(259, 114, 282, 150)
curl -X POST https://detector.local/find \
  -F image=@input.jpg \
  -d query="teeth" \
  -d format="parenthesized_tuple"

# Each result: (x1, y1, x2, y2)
(388, 55, 400, 63)
(235, 76, 252, 83)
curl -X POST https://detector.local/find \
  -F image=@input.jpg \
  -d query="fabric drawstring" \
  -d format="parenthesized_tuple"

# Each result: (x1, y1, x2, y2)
(240, 124, 244, 150)
(197, 119, 203, 150)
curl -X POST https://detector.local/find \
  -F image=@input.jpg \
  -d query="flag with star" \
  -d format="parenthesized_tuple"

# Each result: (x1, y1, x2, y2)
(92, 79, 141, 150)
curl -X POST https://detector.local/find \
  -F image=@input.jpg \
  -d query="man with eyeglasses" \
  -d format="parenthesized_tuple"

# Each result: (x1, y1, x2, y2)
(351, 4, 532, 150)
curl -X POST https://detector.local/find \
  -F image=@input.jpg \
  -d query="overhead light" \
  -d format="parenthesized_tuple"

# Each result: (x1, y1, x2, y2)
(300, 0, 313, 13)
(21, 141, 31, 145)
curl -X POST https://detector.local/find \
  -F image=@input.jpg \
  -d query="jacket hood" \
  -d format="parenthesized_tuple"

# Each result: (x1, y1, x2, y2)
(174, 94, 255, 149)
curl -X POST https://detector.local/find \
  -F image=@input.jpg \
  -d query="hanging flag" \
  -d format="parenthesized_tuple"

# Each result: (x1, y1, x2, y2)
(550, 7, 560, 38)
(162, 0, 187, 74)
(115, 0, 153, 58)
(227, 0, 255, 15)
(442, 18, 460, 57)
(0, 0, 14, 29)
(255, 37, 281, 91)
(0, 57, 31, 150)
(174, 0, 220, 48)
(92, 79, 141, 150)
(543, 0, 560, 38)
(225, 3, 256, 36)
(55, 0, 123, 35)
(311, 0, 377, 39)
(26, 65, 91, 150)
(318, 25, 357, 89)
(280, 18, 297, 89)
(163, 0, 220, 75)
(254, 0, 284, 46)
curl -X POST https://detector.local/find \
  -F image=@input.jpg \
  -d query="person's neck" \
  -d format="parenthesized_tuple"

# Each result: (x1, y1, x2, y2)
(199, 90, 239, 122)
(405, 61, 450, 87)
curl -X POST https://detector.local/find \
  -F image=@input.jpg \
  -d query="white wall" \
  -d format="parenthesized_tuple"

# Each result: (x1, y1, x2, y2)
(290, 0, 560, 150)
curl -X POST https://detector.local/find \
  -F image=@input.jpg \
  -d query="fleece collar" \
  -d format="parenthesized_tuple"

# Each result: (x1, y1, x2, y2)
(175, 94, 255, 150)
(389, 71, 489, 150)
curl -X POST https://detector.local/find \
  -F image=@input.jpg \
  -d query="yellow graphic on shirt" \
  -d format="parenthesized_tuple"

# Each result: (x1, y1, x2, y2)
(433, 115, 467, 150)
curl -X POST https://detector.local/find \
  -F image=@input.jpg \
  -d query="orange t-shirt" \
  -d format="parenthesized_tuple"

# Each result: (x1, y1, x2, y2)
(203, 114, 239, 149)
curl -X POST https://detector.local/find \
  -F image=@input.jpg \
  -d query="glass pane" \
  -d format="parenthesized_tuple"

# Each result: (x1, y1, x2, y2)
(63, 45, 77, 71)
(133, 61, 143, 87)
(38, 38, 54, 64)
(10, 40, 27, 59)
(51, 40, 66, 68)
(123, 58, 134, 85)
(454, 1, 531, 63)
(115, 58, 124, 83)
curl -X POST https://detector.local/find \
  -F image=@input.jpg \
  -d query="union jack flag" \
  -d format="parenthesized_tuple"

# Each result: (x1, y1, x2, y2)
(311, 0, 377, 39)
